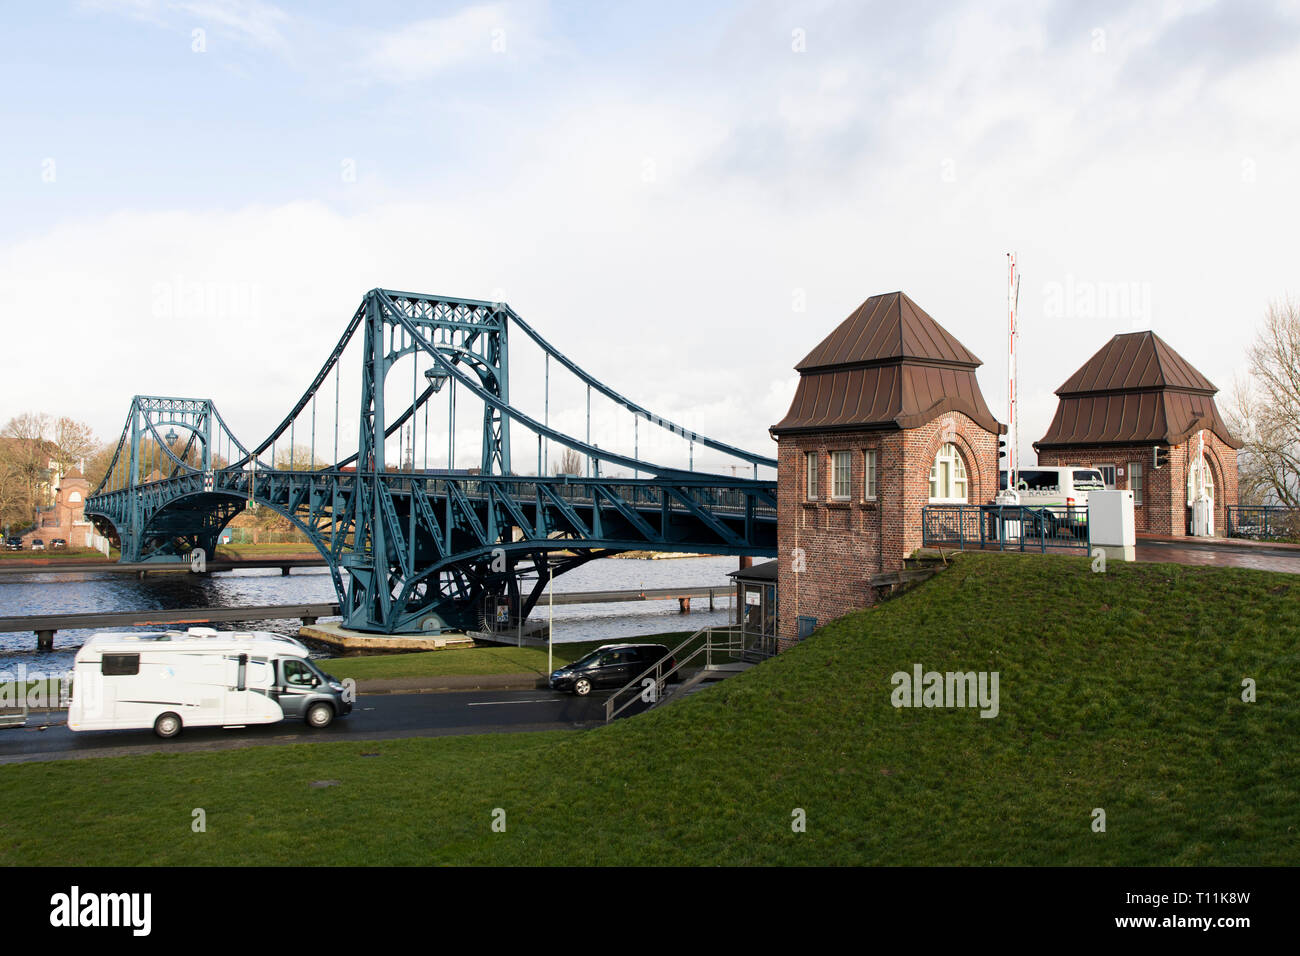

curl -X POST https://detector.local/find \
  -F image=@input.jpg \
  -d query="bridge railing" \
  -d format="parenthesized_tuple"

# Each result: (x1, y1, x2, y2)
(365, 473, 772, 515)
(1226, 505, 1300, 541)
(922, 504, 1091, 553)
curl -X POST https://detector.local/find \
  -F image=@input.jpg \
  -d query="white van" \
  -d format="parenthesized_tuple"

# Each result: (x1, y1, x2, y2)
(68, 627, 352, 738)
(1007, 467, 1107, 509)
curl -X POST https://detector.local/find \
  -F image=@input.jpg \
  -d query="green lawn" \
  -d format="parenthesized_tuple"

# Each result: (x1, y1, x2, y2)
(214, 543, 321, 560)
(0, 548, 113, 562)
(2, 553, 1297, 866)
(322, 632, 697, 680)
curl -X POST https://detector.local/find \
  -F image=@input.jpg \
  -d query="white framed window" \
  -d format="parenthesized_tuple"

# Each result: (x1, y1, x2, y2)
(831, 450, 851, 499)
(1094, 464, 1117, 488)
(862, 449, 878, 500)
(1187, 458, 1215, 505)
(1128, 461, 1143, 506)
(929, 443, 969, 503)
(805, 451, 819, 500)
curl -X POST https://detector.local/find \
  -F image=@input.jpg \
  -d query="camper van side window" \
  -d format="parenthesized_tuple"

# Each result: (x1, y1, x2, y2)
(102, 654, 140, 676)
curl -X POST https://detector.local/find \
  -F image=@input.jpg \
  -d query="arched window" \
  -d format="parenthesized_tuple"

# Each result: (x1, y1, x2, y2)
(68, 491, 82, 503)
(1187, 458, 1215, 505)
(929, 443, 968, 503)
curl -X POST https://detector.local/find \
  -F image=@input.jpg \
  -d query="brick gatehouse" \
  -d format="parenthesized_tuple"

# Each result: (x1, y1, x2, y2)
(1034, 331, 1240, 536)
(769, 291, 1004, 647)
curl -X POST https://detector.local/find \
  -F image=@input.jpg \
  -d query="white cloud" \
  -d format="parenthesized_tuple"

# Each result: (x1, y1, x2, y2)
(12, 0, 1300, 471)
(355, 3, 538, 84)
(85, 0, 292, 54)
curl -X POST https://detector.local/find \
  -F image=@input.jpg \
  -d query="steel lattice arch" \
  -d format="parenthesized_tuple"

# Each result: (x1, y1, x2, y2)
(85, 289, 778, 634)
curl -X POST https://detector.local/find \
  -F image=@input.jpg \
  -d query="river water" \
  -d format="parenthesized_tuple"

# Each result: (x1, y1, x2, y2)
(0, 555, 742, 677)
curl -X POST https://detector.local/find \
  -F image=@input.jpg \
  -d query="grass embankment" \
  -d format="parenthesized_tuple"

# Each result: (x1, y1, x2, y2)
(214, 543, 322, 560)
(0, 548, 113, 562)
(322, 632, 697, 680)
(3, 553, 1298, 866)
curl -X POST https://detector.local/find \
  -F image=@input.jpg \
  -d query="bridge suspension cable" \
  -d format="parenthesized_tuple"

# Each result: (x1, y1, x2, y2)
(507, 309, 777, 471)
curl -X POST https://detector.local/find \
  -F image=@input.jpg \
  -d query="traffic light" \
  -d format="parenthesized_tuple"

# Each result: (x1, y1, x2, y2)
(998, 436, 1010, 462)
(1152, 445, 1170, 469)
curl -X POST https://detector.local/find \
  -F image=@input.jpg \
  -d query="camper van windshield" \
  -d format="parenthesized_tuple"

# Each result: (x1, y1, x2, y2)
(1018, 470, 1059, 491)
(1072, 470, 1106, 490)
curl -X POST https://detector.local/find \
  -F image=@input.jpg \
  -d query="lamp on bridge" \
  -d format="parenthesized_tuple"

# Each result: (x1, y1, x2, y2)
(165, 428, 179, 446)
(424, 369, 449, 393)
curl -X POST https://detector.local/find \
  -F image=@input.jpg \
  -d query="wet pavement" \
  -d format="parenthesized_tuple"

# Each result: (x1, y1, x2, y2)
(1135, 538, 1300, 574)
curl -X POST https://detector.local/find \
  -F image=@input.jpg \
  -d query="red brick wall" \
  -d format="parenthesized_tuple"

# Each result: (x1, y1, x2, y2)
(20, 476, 90, 547)
(899, 414, 998, 556)
(1036, 434, 1237, 536)
(775, 412, 998, 647)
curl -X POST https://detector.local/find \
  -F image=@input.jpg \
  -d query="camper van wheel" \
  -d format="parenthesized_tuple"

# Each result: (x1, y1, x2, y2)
(306, 702, 334, 729)
(154, 713, 182, 739)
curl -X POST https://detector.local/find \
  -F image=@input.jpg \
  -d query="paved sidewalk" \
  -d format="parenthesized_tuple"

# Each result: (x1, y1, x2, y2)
(1137, 533, 1300, 553)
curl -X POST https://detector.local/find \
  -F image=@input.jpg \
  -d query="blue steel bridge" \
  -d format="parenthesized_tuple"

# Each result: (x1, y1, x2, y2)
(85, 289, 778, 634)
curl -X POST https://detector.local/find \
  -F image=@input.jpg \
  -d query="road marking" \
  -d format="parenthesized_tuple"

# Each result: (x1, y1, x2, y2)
(466, 699, 557, 707)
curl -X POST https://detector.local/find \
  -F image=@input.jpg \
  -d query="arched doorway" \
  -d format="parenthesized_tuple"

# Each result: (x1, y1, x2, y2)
(1187, 452, 1216, 536)
(929, 442, 969, 503)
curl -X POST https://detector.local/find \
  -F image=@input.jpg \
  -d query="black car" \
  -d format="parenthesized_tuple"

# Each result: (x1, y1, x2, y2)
(4, 538, 21, 551)
(549, 643, 677, 696)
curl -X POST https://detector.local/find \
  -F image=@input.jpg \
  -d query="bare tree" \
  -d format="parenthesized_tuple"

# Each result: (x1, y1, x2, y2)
(553, 447, 583, 476)
(1227, 298, 1300, 507)
(52, 416, 97, 475)
(0, 457, 25, 531)
(0, 412, 53, 526)
(83, 441, 119, 494)
(274, 444, 330, 471)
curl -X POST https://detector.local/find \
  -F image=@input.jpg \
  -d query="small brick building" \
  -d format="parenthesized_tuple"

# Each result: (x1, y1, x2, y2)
(1034, 331, 1240, 536)
(22, 467, 93, 548)
(769, 291, 1004, 647)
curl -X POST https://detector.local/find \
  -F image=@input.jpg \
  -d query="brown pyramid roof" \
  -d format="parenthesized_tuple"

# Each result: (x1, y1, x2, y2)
(1036, 331, 1241, 450)
(795, 291, 982, 370)
(1056, 331, 1217, 394)
(772, 291, 1003, 435)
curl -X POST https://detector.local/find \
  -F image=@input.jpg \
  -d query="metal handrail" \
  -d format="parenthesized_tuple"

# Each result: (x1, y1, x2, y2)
(922, 503, 1090, 553)
(1227, 504, 1300, 540)
(604, 625, 747, 723)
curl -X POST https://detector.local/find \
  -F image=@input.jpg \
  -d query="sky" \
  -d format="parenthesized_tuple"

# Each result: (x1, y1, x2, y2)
(2, 0, 1299, 474)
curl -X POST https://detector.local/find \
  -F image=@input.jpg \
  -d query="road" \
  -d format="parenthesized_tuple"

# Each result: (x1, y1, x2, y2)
(0, 688, 650, 765)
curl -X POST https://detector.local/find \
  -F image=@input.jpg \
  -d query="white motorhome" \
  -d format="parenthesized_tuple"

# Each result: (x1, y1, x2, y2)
(1005, 466, 1107, 508)
(68, 628, 352, 738)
